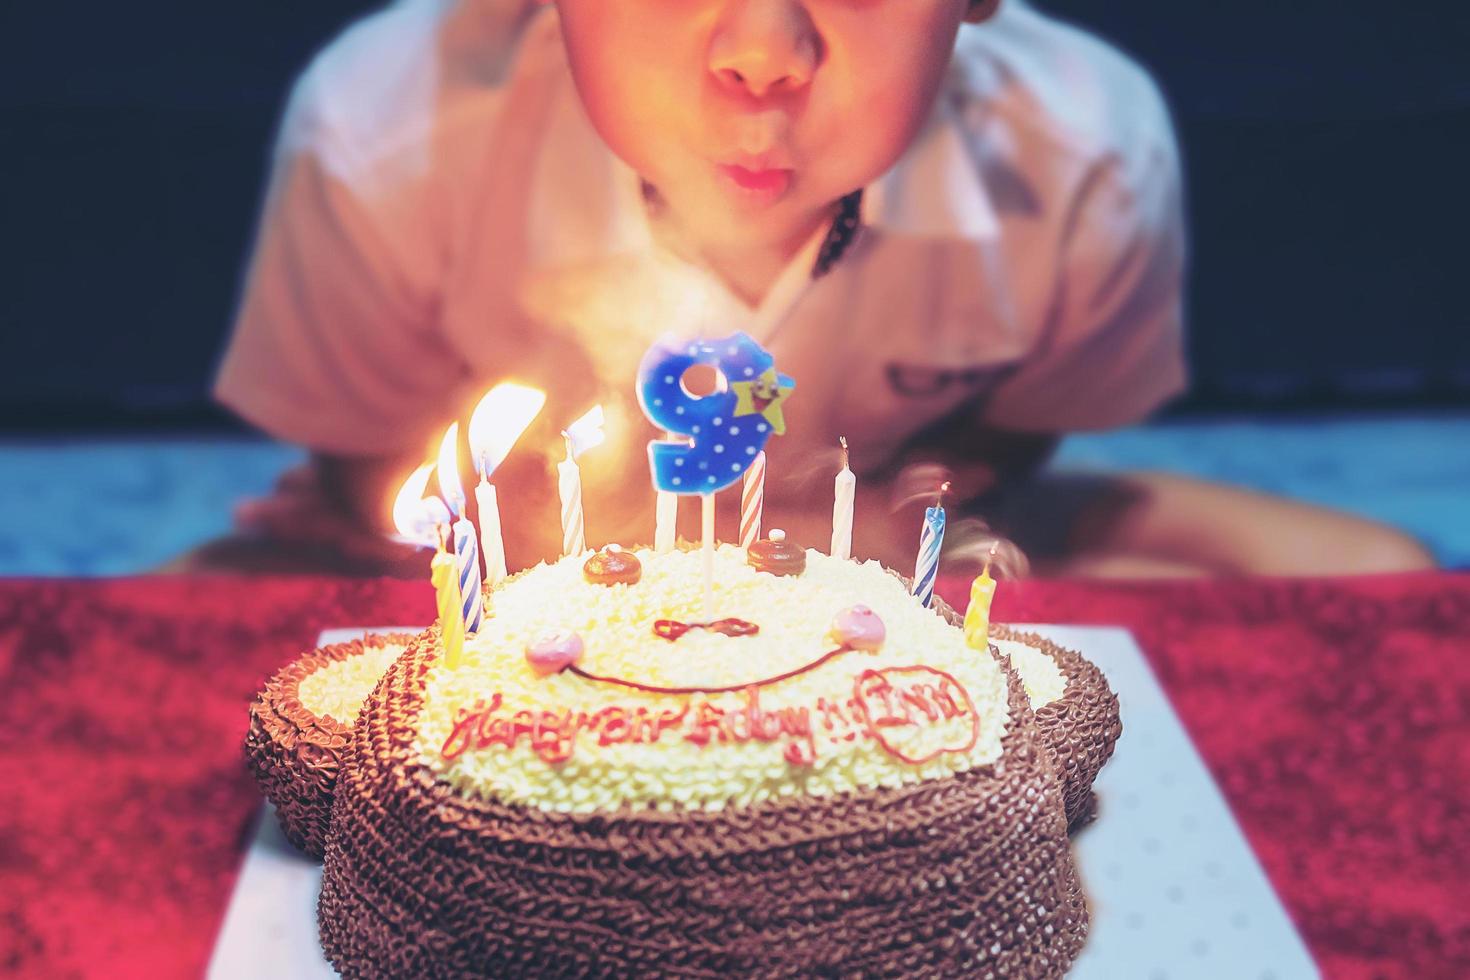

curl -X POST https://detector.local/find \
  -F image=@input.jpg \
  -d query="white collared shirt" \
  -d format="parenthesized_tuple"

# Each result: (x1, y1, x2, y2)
(216, 0, 1186, 479)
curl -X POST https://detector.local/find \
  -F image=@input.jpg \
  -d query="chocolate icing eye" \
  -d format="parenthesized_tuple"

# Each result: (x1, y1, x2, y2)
(583, 545, 642, 586)
(746, 529, 806, 576)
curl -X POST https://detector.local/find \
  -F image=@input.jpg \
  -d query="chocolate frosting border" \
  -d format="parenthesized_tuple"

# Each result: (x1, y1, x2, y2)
(319, 627, 1089, 978)
(243, 632, 418, 858)
(989, 627, 1122, 829)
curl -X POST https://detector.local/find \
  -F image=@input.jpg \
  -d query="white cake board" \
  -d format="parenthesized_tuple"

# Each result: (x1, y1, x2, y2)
(209, 625, 1318, 979)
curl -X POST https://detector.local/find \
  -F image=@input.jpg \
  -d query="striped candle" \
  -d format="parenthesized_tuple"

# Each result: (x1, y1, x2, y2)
(911, 482, 950, 608)
(437, 422, 484, 636)
(740, 450, 766, 549)
(558, 454, 586, 557)
(557, 407, 603, 558)
(451, 517, 484, 634)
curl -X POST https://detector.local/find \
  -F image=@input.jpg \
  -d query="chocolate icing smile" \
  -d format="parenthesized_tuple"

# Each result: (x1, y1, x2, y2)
(567, 643, 853, 696)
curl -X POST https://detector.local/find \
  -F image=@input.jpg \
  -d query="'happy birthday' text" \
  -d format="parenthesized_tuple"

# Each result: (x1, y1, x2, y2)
(439, 666, 979, 767)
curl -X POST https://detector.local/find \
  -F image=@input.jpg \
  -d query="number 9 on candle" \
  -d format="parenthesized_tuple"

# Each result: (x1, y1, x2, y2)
(636, 332, 794, 495)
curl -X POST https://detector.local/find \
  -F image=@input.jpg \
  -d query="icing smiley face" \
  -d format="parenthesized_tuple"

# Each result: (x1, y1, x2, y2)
(418, 546, 1011, 813)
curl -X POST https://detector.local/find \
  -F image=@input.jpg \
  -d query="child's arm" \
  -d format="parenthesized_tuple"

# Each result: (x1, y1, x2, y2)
(209, 74, 464, 572)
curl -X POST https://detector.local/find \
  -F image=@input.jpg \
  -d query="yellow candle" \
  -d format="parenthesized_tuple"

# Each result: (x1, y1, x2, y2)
(963, 545, 1000, 650)
(432, 545, 466, 669)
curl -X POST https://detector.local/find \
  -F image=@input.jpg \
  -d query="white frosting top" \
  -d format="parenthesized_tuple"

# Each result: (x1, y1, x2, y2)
(991, 637, 1068, 708)
(297, 640, 408, 723)
(412, 547, 1016, 813)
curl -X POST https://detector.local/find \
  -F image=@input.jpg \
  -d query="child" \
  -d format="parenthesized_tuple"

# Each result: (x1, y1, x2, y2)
(208, 0, 1432, 577)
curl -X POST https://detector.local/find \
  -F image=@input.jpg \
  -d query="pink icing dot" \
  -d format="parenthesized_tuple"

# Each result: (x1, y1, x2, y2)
(830, 604, 886, 651)
(525, 629, 585, 675)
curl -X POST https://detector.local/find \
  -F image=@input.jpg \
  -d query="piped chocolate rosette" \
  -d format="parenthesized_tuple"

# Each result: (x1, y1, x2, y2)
(988, 626, 1122, 828)
(319, 547, 1089, 976)
(244, 633, 415, 857)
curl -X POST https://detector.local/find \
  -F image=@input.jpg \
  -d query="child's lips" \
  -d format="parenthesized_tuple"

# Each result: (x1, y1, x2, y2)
(717, 163, 793, 201)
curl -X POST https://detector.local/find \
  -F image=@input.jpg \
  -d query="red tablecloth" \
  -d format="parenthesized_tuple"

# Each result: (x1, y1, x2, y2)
(1, 574, 1465, 979)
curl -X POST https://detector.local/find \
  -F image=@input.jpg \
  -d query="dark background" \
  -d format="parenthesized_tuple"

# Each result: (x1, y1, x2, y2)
(2, 1, 1467, 431)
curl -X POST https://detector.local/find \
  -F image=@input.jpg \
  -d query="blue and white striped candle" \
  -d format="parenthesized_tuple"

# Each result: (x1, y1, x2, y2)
(451, 517, 484, 634)
(437, 422, 484, 636)
(911, 482, 950, 608)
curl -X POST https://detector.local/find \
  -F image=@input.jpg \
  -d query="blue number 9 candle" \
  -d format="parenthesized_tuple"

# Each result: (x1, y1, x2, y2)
(637, 332, 794, 494)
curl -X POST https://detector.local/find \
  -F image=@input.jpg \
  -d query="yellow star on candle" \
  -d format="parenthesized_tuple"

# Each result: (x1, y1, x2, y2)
(731, 368, 794, 435)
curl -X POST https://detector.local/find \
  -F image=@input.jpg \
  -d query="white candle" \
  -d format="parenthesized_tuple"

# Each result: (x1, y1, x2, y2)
(475, 477, 508, 586)
(655, 491, 678, 553)
(558, 436, 586, 557)
(465, 382, 547, 586)
(701, 492, 716, 617)
(830, 436, 855, 560)
(740, 450, 766, 549)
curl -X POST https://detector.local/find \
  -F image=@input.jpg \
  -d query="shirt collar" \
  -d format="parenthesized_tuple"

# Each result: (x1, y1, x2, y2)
(864, 93, 1001, 242)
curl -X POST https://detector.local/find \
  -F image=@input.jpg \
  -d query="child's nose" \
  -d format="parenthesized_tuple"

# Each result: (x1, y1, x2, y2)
(708, 0, 820, 100)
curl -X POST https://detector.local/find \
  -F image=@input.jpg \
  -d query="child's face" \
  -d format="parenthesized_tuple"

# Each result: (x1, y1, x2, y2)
(556, 0, 974, 252)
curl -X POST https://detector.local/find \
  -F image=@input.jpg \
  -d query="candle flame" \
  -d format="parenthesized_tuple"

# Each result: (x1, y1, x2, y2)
(562, 404, 606, 459)
(391, 463, 451, 548)
(435, 422, 466, 517)
(468, 382, 546, 479)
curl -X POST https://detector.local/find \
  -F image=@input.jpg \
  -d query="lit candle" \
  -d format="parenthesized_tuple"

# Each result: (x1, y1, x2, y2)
(430, 529, 466, 669)
(830, 436, 855, 560)
(911, 481, 950, 609)
(390, 462, 451, 550)
(963, 542, 1000, 649)
(740, 450, 766, 549)
(391, 465, 460, 665)
(436, 423, 483, 635)
(467, 382, 546, 585)
(557, 405, 605, 557)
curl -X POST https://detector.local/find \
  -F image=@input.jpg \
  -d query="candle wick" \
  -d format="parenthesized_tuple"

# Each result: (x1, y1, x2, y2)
(981, 541, 999, 577)
(839, 435, 849, 469)
(562, 431, 574, 461)
(937, 480, 952, 509)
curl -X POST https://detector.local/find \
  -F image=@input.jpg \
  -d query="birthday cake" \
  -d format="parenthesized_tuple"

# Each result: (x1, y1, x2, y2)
(300, 546, 1102, 976)
(242, 331, 1121, 976)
